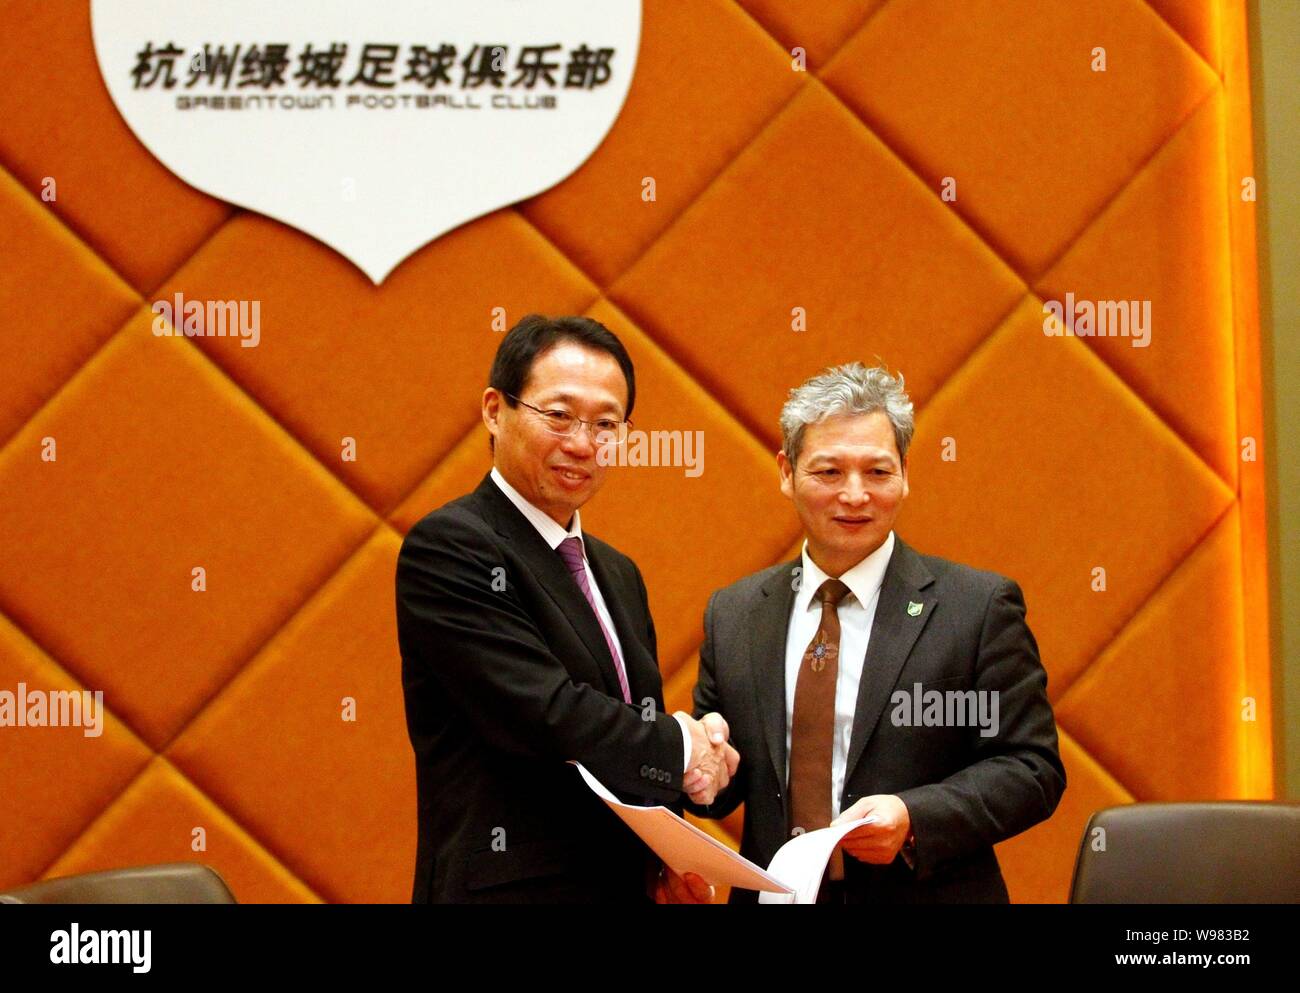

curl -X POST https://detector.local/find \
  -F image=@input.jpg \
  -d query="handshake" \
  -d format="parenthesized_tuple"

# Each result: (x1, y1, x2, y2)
(675, 711, 740, 806)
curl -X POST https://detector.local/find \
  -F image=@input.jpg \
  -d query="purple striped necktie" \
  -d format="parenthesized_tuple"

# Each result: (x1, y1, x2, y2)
(556, 536, 632, 704)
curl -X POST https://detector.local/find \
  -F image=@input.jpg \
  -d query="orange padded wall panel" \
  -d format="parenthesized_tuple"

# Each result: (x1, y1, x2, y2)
(0, 0, 1269, 903)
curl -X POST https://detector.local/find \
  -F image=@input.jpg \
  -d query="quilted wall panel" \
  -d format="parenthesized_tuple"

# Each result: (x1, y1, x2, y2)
(0, 0, 1271, 903)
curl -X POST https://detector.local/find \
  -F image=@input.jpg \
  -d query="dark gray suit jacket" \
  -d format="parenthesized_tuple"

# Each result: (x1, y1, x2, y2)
(689, 535, 1066, 903)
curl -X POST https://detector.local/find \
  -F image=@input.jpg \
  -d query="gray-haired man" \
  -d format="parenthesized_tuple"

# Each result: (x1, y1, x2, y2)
(686, 363, 1065, 903)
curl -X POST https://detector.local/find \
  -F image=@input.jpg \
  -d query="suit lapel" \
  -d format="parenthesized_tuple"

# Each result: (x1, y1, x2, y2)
(473, 473, 624, 700)
(750, 559, 800, 822)
(841, 537, 937, 793)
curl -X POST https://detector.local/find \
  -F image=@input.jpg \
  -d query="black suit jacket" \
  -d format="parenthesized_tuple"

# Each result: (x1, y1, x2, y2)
(689, 535, 1066, 903)
(396, 472, 686, 903)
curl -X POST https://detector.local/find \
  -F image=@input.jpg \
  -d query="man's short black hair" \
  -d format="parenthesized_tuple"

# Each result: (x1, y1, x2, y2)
(489, 313, 637, 418)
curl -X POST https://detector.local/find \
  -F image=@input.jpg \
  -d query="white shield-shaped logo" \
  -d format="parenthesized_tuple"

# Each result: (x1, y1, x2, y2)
(91, 0, 641, 283)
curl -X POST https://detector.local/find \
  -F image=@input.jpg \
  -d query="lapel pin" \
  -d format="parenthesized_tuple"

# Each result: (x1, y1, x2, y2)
(907, 601, 924, 617)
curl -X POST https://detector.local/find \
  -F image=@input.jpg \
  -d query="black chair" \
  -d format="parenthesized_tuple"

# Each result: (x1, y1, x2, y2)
(0, 862, 237, 904)
(1069, 801, 1300, 903)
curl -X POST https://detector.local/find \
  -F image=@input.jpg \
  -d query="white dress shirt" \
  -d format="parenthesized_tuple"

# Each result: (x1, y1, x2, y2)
(784, 530, 896, 818)
(489, 468, 692, 772)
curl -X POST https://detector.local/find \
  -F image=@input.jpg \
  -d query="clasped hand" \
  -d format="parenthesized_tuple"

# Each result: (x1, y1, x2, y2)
(675, 711, 740, 806)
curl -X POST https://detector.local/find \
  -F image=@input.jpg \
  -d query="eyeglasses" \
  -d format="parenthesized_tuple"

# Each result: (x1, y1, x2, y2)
(506, 393, 630, 444)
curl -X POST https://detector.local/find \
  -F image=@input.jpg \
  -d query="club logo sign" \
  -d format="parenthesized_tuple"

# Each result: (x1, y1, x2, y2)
(91, 0, 640, 283)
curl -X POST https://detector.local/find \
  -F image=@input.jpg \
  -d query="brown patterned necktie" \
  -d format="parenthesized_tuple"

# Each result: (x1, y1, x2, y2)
(788, 577, 851, 882)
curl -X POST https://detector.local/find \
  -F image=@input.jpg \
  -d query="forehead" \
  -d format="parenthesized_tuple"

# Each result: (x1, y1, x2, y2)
(524, 342, 628, 410)
(800, 411, 900, 461)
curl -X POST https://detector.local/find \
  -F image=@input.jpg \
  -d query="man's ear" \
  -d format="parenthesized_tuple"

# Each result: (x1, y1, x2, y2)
(482, 388, 502, 440)
(900, 454, 909, 499)
(777, 450, 794, 499)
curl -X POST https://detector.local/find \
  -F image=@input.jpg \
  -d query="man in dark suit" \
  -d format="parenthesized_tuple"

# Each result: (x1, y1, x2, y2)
(689, 362, 1065, 903)
(397, 314, 735, 904)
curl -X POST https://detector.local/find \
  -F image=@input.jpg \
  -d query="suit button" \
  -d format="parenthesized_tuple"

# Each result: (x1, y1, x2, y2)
(640, 764, 649, 777)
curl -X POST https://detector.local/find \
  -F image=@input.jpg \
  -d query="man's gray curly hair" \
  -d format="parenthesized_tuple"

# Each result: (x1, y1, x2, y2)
(779, 362, 914, 466)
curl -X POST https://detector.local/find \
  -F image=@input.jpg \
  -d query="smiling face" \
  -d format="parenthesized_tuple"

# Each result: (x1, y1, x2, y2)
(777, 410, 909, 577)
(483, 340, 629, 527)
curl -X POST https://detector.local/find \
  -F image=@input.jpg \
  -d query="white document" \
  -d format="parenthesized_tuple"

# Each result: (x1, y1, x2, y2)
(757, 817, 876, 904)
(573, 762, 878, 901)
(571, 762, 792, 894)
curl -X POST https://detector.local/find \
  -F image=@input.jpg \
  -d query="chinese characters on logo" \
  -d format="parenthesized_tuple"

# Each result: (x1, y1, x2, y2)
(131, 41, 615, 90)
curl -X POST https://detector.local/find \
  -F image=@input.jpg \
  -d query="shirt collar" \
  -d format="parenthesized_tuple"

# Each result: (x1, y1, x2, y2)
(797, 530, 896, 612)
(490, 466, 583, 552)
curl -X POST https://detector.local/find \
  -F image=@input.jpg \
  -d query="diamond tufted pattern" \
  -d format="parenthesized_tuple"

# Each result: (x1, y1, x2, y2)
(0, 0, 1270, 902)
